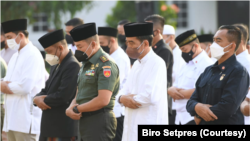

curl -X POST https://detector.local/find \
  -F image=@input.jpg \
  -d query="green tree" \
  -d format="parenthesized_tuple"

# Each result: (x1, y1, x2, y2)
(1, 1, 93, 29)
(106, 1, 177, 29)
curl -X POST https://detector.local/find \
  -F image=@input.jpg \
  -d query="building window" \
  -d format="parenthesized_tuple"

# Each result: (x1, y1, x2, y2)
(173, 1, 188, 28)
(33, 13, 48, 32)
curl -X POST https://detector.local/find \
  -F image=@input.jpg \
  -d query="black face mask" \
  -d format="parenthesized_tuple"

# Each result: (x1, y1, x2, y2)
(118, 34, 126, 44)
(65, 34, 74, 46)
(1, 41, 5, 49)
(101, 40, 110, 54)
(182, 45, 195, 63)
(101, 46, 110, 54)
(74, 50, 89, 62)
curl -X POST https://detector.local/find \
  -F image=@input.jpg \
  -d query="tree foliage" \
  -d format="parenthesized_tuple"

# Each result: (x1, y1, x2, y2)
(106, 1, 177, 29)
(1, 1, 93, 29)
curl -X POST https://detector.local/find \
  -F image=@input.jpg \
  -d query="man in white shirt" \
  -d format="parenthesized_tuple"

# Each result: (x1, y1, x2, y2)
(197, 34, 217, 63)
(0, 25, 17, 65)
(0, 19, 46, 141)
(167, 29, 214, 125)
(65, 18, 84, 54)
(117, 22, 168, 141)
(233, 24, 250, 125)
(162, 24, 186, 125)
(98, 27, 131, 141)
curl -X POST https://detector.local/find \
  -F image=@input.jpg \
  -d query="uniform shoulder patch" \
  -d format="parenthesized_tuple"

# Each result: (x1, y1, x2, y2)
(100, 55, 109, 62)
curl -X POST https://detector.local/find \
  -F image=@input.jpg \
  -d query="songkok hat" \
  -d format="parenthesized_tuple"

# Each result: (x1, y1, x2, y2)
(124, 22, 153, 37)
(163, 25, 175, 35)
(38, 29, 65, 48)
(70, 22, 96, 42)
(98, 27, 118, 37)
(197, 34, 214, 43)
(2, 19, 27, 33)
(175, 29, 197, 47)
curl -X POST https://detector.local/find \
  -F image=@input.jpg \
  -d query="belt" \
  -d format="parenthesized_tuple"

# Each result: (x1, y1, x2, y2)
(81, 108, 112, 117)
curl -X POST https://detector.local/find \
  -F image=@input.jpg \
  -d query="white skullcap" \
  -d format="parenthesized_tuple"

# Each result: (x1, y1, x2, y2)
(163, 25, 175, 35)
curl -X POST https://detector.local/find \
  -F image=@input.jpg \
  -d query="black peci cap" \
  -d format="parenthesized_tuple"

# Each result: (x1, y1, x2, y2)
(2, 19, 27, 33)
(38, 29, 65, 48)
(175, 29, 197, 47)
(124, 22, 153, 37)
(98, 27, 118, 37)
(70, 22, 96, 42)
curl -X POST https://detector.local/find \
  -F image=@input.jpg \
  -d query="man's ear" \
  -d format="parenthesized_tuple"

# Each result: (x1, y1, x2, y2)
(144, 40, 149, 47)
(58, 44, 64, 51)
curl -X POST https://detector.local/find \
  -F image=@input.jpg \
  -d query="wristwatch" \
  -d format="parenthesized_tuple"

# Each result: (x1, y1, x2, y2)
(118, 95, 124, 106)
(73, 106, 80, 113)
(195, 114, 201, 119)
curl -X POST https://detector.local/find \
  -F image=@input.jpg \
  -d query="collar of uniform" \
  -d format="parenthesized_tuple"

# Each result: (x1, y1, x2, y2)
(212, 54, 237, 71)
(19, 41, 33, 54)
(153, 39, 165, 51)
(192, 50, 206, 67)
(139, 48, 152, 64)
(88, 47, 103, 64)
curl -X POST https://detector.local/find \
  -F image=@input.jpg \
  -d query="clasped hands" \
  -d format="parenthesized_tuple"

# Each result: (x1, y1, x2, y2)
(119, 94, 141, 109)
(168, 86, 185, 102)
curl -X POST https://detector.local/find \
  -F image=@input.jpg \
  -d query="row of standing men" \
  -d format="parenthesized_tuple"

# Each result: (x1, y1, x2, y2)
(0, 14, 250, 141)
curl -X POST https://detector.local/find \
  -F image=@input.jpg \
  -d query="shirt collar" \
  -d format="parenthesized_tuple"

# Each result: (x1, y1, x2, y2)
(19, 42, 33, 54)
(89, 47, 104, 64)
(139, 48, 152, 64)
(60, 50, 74, 66)
(212, 54, 237, 71)
(192, 50, 206, 66)
(237, 50, 249, 58)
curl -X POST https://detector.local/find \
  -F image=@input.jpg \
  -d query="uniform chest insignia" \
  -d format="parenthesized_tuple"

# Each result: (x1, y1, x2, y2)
(91, 64, 95, 70)
(95, 63, 99, 67)
(85, 69, 95, 76)
(220, 74, 226, 81)
(103, 66, 111, 77)
(100, 55, 109, 62)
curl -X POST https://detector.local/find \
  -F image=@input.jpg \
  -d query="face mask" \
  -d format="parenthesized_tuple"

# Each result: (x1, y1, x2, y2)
(1, 41, 5, 49)
(45, 47, 61, 66)
(210, 42, 232, 60)
(101, 40, 110, 54)
(6, 33, 22, 50)
(74, 42, 94, 62)
(65, 34, 74, 46)
(118, 34, 126, 44)
(182, 45, 195, 63)
(164, 36, 170, 46)
(126, 41, 144, 59)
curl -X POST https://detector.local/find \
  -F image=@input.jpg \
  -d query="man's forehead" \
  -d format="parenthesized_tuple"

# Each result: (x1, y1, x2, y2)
(214, 29, 227, 38)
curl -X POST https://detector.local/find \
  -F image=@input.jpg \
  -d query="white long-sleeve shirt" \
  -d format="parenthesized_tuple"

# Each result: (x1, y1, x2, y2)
(2, 42, 46, 134)
(173, 50, 213, 125)
(236, 50, 250, 125)
(117, 49, 168, 141)
(171, 45, 186, 110)
(110, 47, 131, 118)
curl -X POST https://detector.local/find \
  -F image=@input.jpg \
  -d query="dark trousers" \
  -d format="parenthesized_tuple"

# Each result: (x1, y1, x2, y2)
(79, 108, 117, 141)
(113, 116, 124, 141)
(168, 110, 177, 125)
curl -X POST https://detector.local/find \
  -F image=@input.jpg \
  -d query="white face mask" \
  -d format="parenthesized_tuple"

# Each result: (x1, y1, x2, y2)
(7, 33, 22, 50)
(164, 36, 170, 46)
(45, 48, 60, 66)
(210, 42, 232, 60)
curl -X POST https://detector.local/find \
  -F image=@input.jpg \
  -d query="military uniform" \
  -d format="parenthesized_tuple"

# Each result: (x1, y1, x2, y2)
(76, 47, 120, 140)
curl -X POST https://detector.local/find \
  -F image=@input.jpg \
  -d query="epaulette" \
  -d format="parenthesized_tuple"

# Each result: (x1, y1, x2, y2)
(100, 55, 109, 62)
